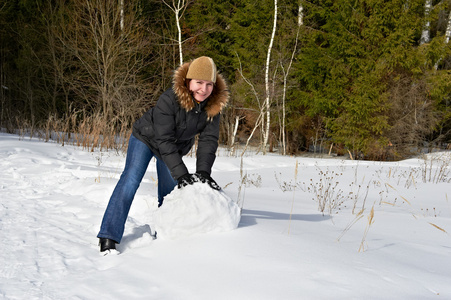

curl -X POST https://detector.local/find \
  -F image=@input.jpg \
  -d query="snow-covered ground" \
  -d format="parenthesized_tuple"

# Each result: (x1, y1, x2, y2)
(1, 132, 450, 299)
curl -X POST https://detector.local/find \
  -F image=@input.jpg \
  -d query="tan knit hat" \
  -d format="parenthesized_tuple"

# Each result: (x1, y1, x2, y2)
(186, 56, 217, 83)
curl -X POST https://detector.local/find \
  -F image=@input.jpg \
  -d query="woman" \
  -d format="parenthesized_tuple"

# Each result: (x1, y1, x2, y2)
(97, 56, 229, 253)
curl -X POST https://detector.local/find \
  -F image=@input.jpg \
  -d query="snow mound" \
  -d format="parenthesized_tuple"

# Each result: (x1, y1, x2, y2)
(154, 182, 241, 239)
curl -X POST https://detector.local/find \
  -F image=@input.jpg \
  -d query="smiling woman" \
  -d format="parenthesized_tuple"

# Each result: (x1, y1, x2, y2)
(186, 56, 217, 102)
(189, 80, 214, 102)
(96, 56, 230, 254)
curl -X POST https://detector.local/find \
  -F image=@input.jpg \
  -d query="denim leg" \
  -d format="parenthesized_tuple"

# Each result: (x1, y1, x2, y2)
(156, 158, 177, 207)
(98, 135, 153, 243)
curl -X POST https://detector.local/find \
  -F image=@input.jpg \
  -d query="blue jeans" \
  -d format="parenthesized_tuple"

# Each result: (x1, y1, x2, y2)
(97, 134, 177, 243)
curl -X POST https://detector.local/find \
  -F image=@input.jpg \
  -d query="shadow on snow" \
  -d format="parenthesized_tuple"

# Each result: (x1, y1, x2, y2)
(239, 209, 331, 228)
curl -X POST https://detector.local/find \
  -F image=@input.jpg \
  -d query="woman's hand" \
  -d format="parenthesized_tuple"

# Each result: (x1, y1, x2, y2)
(195, 171, 221, 191)
(177, 173, 197, 189)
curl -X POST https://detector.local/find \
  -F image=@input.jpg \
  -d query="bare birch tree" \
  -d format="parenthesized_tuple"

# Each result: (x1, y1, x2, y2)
(445, 10, 451, 44)
(162, 0, 189, 65)
(120, 0, 124, 31)
(280, 2, 303, 155)
(262, 0, 278, 154)
(229, 115, 240, 156)
(235, 52, 262, 153)
(434, 9, 451, 70)
(420, 0, 432, 45)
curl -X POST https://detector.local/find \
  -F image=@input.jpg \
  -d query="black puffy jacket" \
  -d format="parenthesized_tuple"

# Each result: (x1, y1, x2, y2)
(132, 61, 229, 180)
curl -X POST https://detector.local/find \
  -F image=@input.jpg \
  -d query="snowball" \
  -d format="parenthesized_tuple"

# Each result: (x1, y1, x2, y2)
(154, 182, 241, 240)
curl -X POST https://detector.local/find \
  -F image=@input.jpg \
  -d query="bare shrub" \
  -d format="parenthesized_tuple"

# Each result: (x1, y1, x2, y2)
(386, 75, 438, 159)
(308, 168, 348, 215)
(421, 153, 451, 183)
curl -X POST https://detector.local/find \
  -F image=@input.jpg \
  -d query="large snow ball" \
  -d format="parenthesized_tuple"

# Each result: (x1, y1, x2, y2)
(154, 182, 241, 240)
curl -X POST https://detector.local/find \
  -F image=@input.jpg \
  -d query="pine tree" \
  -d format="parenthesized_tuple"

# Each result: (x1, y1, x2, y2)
(293, 0, 446, 158)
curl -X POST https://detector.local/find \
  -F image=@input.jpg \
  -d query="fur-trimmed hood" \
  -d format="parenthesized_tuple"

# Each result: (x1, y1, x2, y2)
(172, 61, 229, 119)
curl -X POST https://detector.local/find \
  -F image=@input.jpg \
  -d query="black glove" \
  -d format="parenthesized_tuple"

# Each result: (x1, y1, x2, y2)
(196, 171, 221, 191)
(177, 173, 197, 189)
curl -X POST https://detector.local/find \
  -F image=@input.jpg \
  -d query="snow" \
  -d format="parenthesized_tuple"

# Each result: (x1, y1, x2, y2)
(1, 132, 450, 299)
(155, 183, 240, 240)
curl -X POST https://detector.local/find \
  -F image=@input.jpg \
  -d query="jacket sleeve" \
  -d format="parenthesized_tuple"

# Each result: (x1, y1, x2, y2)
(153, 93, 189, 180)
(196, 114, 220, 175)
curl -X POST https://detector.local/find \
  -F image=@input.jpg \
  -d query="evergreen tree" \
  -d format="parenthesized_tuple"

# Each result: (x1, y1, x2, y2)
(1, 0, 449, 158)
(294, 0, 448, 158)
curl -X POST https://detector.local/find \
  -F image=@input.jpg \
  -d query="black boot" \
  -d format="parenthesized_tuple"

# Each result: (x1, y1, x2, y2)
(99, 238, 117, 252)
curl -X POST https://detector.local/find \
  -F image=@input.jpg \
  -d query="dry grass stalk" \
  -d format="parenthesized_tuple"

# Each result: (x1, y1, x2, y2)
(359, 205, 375, 252)
(237, 156, 246, 209)
(309, 168, 347, 215)
(447, 194, 450, 216)
(421, 154, 451, 184)
(288, 160, 299, 234)
(337, 209, 365, 242)
(347, 149, 354, 160)
(385, 183, 412, 206)
(428, 222, 448, 234)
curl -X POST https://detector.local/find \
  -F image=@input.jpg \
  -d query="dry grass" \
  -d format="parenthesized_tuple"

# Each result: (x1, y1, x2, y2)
(428, 222, 448, 234)
(306, 157, 450, 252)
(421, 153, 451, 184)
(337, 209, 365, 242)
(237, 156, 262, 209)
(308, 168, 348, 215)
(359, 205, 375, 252)
(288, 160, 299, 234)
(14, 110, 132, 153)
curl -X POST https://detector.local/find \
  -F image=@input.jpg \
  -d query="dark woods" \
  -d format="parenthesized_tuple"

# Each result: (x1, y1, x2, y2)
(1, 0, 450, 159)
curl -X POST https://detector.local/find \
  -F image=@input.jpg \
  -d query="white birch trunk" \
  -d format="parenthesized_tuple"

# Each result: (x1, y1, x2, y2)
(235, 52, 263, 155)
(434, 10, 451, 70)
(229, 116, 240, 156)
(120, 0, 124, 31)
(175, 5, 183, 65)
(162, 0, 187, 65)
(281, 3, 303, 155)
(420, 0, 432, 45)
(445, 11, 451, 44)
(263, 0, 278, 154)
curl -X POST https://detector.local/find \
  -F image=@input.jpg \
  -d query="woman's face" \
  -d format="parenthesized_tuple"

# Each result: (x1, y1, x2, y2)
(189, 79, 214, 102)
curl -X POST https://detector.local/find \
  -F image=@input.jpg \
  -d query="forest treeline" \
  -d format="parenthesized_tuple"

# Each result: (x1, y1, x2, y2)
(1, 0, 450, 159)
